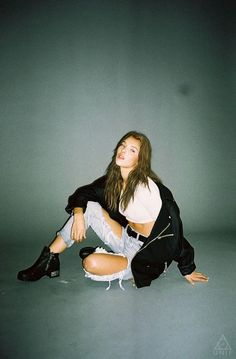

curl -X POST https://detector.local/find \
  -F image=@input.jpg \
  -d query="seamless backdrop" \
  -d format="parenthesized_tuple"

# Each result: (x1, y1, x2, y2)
(0, 0, 235, 244)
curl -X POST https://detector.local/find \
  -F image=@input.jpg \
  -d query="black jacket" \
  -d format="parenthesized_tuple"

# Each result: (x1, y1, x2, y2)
(65, 175, 196, 288)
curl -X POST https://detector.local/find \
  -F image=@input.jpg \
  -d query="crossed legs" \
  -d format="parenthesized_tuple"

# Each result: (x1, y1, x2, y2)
(50, 204, 129, 276)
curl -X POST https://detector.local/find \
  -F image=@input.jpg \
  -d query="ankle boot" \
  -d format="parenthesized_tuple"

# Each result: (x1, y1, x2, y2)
(17, 246, 60, 281)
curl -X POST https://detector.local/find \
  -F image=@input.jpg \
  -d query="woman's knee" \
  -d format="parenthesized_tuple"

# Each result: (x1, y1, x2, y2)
(83, 252, 128, 276)
(82, 254, 98, 273)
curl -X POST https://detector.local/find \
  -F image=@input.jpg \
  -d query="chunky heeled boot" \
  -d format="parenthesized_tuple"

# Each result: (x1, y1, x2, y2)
(79, 247, 97, 260)
(17, 246, 60, 281)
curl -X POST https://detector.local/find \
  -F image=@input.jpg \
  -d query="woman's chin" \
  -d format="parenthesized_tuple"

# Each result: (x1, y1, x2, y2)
(115, 159, 122, 167)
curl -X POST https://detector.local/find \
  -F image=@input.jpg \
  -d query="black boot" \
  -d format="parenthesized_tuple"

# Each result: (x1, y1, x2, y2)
(79, 247, 97, 260)
(17, 246, 60, 281)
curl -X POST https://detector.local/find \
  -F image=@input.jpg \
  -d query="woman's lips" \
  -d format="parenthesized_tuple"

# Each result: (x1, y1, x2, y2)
(117, 154, 124, 160)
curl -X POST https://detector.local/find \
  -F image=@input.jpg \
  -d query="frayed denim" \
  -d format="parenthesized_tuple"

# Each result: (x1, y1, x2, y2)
(57, 201, 143, 289)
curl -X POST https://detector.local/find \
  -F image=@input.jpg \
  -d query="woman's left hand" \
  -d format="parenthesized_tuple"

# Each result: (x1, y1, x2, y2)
(184, 271, 209, 285)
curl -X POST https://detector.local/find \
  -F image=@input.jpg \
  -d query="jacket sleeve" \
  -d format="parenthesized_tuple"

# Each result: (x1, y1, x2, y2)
(65, 175, 107, 214)
(168, 200, 196, 276)
(174, 237, 196, 276)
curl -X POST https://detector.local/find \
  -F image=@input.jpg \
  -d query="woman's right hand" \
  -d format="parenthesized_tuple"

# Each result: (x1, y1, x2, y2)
(71, 212, 86, 242)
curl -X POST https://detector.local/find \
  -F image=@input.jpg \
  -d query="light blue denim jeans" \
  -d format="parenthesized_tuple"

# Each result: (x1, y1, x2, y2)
(58, 201, 143, 288)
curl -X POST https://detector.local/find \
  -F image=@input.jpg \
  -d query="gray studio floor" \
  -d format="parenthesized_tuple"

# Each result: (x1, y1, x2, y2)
(1, 230, 235, 359)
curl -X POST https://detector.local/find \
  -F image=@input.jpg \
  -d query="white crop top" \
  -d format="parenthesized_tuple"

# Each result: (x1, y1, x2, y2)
(119, 177, 162, 223)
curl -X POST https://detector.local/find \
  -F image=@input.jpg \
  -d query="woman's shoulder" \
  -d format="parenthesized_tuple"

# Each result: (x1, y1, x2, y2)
(135, 177, 160, 199)
(153, 179, 174, 201)
(91, 175, 108, 188)
(137, 176, 174, 202)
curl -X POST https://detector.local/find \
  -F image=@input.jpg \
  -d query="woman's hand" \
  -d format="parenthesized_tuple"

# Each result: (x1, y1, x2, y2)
(184, 271, 209, 286)
(71, 212, 86, 243)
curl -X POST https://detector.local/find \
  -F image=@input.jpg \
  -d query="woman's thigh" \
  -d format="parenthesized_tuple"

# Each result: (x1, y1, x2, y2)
(101, 208, 123, 239)
(83, 253, 128, 275)
(84, 202, 124, 253)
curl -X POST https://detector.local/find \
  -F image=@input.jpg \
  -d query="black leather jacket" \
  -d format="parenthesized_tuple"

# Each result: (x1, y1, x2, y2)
(65, 175, 196, 288)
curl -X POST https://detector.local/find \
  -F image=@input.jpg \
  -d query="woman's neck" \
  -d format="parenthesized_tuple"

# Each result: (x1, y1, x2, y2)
(120, 167, 131, 184)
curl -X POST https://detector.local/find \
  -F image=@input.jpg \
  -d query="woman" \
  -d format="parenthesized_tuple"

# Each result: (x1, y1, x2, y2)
(17, 131, 208, 289)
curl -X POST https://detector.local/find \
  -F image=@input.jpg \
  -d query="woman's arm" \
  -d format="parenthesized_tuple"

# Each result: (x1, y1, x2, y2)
(65, 175, 107, 214)
(165, 194, 208, 283)
(174, 238, 208, 284)
(174, 236, 196, 276)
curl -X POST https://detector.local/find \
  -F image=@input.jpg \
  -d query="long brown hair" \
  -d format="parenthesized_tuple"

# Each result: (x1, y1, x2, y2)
(104, 131, 162, 211)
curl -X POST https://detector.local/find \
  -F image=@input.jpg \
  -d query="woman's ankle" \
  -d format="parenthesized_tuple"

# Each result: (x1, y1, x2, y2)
(49, 235, 67, 254)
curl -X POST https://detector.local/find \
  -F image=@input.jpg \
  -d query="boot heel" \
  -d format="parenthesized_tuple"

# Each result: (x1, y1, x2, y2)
(48, 270, 60, 278)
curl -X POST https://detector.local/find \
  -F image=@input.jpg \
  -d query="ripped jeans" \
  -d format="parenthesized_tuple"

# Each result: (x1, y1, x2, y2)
(57, 201, 143, 289)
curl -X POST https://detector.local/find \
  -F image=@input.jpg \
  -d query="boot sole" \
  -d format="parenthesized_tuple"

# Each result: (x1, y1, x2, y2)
(17, 270, 60, 281)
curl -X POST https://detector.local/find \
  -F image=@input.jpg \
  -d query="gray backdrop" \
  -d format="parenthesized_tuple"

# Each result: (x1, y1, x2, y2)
(0, 0, 235, 243)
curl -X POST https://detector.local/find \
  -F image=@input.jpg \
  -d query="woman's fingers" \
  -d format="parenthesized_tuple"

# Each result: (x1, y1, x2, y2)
(73, 230, 86, 242)
(71, 215, 86, 242)
(71, 222, 86, 242)
(194, 272, 209, 281)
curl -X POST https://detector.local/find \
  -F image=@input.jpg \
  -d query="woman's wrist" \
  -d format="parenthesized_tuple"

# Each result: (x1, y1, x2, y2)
(73, 207, 84, 216)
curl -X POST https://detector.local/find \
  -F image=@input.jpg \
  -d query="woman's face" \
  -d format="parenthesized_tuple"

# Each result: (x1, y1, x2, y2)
(115, 136, 140, 170)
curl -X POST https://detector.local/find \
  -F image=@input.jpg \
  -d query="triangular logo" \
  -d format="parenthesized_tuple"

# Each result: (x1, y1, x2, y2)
(213, 335, 232, 356)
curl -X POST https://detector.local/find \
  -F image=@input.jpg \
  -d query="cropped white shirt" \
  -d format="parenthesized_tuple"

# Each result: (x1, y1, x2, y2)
(119, 177, 162, 223)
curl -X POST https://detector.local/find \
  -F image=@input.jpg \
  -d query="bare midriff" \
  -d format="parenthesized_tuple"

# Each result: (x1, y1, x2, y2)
(128, 220, 155, 237)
